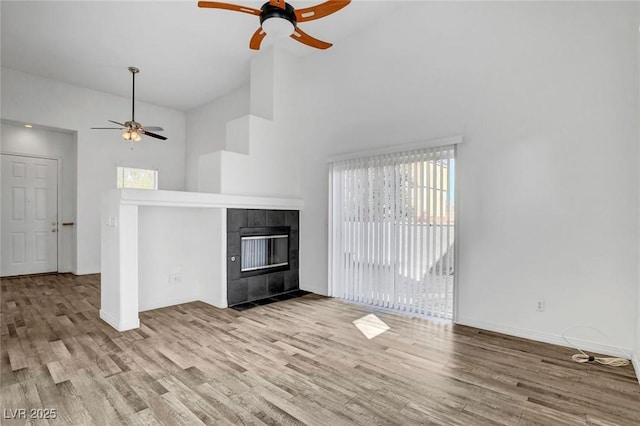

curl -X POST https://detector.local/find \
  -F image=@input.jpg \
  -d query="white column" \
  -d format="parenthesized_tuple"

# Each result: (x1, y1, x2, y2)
(100, 190, 139, 331)
(200, 208, 228, 308)
(117, 204, 140, 330)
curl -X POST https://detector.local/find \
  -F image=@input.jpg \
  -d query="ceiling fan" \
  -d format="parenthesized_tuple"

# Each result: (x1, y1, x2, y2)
(198, 0, 351, 50)
(91, 67, 167, 141)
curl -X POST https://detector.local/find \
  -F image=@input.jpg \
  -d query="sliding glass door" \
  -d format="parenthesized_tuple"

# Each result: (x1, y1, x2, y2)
(330, 145, 456, 319)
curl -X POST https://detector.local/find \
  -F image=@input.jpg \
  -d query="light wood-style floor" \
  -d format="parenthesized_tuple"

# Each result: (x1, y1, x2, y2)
(1, 273, 639, 425)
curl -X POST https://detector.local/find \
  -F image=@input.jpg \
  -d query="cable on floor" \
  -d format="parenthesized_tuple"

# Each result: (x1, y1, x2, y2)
(561, 326, 629, 367)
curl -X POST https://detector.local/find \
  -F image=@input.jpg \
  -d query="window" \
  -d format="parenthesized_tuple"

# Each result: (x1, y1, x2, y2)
(116, 166, 158, 190)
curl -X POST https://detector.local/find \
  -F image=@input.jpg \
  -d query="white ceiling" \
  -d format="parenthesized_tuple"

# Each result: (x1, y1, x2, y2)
(1, 0, 395, 111)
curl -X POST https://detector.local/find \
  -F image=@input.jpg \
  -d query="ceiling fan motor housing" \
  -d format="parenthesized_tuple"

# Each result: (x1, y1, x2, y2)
(260, 2, 296, 27)
(124, 121, 142, 131)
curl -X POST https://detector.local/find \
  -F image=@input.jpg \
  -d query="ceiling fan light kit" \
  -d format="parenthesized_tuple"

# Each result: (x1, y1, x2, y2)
(198, 0, 351, 50)
(260, 2, 295, 37)
(261, 19, 294, 38)
(123, 130, 142, 142)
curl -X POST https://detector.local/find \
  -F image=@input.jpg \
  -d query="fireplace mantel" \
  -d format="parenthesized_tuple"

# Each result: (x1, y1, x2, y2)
(100, 189, 303, 332)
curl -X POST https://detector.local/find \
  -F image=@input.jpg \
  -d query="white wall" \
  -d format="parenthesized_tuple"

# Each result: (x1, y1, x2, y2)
(185, 85, 249, 191)
(188, 47, 302, 199)
(288, 2, 639, 354)
(138, 206, 222, 311)
(1, 68, 187, 274)
(1, 122, 77, 272)
(636, 28, 640, 375)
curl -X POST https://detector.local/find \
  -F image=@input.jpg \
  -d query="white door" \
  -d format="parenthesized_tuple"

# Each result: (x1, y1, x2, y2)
(1, 154, 58, 276)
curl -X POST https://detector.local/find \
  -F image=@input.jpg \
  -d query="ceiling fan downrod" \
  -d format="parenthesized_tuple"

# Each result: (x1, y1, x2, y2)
(129, 66, 139, 123)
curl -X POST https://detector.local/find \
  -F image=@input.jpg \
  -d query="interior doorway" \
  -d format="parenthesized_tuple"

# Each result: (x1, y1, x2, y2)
(1, 154, 59, 276)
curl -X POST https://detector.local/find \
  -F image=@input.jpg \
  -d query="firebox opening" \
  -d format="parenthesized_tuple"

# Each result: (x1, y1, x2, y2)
(239, 226, 290, 277)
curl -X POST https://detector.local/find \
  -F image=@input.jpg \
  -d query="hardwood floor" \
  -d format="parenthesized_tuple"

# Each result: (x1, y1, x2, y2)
(1, 273, 639, 425)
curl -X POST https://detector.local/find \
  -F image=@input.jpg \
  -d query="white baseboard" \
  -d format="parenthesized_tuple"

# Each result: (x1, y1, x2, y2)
(299, 284, 327, 296)
(199, 296, 227, 309)
(632, 351, 640, 386)
(99, 310, 139, 332)
(138, 294, 200, 312)
(74, 267, 100, 276)
(456, 317, 633, 360)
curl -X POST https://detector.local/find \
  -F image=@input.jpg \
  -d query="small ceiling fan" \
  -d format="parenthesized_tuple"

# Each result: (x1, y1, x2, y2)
(198, 0, 351, 50)
(92, 67, 167, 141)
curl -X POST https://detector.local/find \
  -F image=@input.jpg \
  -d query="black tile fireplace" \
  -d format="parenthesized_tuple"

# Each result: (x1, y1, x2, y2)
(227, 209, 299, 306)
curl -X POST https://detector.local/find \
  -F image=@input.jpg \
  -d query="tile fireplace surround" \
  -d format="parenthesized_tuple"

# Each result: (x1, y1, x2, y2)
(226, 209, 299, 306)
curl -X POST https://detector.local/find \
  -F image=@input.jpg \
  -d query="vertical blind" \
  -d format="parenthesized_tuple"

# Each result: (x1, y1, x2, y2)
(330, 145, 455, 319)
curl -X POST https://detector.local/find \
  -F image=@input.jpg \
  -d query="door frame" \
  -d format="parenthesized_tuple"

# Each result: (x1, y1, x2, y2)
(1, 152, 62, 273)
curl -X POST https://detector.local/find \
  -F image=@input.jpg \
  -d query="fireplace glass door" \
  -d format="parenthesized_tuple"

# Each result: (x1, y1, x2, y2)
(241, 232, 289, 273)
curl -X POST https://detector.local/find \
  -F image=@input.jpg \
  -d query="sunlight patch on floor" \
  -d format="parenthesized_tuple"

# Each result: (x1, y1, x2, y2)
(353, 313, 390, 339)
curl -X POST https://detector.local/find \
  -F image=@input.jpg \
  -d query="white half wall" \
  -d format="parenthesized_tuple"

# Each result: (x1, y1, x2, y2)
(1, 68, 187, 274)
(289, 2, 639, 354)
(1, 122, 77, 272)
(100, 189, 302, 330)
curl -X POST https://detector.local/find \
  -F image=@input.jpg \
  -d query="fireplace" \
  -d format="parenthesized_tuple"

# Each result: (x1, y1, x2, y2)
(240, 227, 289, 277)
(227, 209, 299, 306)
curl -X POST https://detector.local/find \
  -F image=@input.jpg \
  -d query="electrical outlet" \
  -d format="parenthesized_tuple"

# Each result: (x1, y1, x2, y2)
(536, 299, 545, 312)
(169, 267, 183, 284)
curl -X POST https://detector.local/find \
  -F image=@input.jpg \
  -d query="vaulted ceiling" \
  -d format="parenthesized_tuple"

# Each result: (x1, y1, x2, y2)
(1, 0, 395, 111)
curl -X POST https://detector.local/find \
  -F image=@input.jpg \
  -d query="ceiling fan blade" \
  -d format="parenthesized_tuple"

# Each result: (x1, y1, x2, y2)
(269, 0, 285, 9)
(142, 130, 168, 141)
(294, 0, 351, 23)
(108, 120, 127, 127)
(197, 1, 260, 15)
(249, 27, 267, 50)
(290, 27, 332, 49)
(91, 127, 123, 130)
(144, 126, 164, 132)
